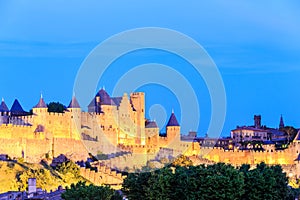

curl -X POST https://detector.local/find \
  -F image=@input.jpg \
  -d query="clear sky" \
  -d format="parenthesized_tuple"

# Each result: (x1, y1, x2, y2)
(0, 1, 300, 137)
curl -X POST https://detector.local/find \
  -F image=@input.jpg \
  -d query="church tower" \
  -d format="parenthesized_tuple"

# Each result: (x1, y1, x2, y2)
(279, 114, 285, 129)
(166, 111, 180, 142)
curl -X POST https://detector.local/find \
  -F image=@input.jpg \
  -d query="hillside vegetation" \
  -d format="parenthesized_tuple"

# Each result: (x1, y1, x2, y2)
(0, 160, 88, 193)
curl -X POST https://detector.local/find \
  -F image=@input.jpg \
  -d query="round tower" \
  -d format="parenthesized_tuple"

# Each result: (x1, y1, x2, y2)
(32, 94, 48, 126)
(166, 111, 180, 142)
(67, 95, 81, 140)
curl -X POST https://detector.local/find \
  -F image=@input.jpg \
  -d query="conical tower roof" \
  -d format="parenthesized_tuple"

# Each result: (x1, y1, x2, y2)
(10, 99, 27, 116)
(0, 98, 9, 112)
(96, 88, 113, 105)
(88, 88, 115, 109)
(166, 112, 180, 127)
(34, 95, 47, 108)
(68, 96, 81, 108)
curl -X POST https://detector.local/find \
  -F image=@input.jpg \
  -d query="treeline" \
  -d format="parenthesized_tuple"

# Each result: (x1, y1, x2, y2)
(122, 162, 299, 200)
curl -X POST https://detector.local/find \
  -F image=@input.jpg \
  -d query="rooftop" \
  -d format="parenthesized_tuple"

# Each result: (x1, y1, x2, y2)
(34, 95, 47, 108)
(68, 96, 81, 108)
(166, 112, 180, 127)
(0, 98, 9, 112)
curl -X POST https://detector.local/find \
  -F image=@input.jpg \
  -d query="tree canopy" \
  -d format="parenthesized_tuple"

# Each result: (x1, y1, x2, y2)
(61, 181, 122, 200)
(122, 162, 298, 200)
(47, 102, 66, 113)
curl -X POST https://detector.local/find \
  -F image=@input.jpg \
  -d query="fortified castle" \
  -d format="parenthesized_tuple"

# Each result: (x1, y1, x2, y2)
(0, 89, 300, 178)
(0, 89, 185, 164)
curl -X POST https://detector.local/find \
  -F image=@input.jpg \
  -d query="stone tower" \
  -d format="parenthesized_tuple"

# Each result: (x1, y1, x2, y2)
(254, 115, 261, 129)
(0, 98, 10, 125)
(166, 111, 180, 142)
(130, 92, 145, 145)
(0, 98, 9, 116)
(67, 96, 81, 140)
(32, 94, 48, 125)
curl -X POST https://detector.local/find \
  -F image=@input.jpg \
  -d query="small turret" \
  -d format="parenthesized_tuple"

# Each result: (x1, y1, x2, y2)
(166, 111, 180, 142)
(68, 95, 81, 140)
(68, 96, 81, 112)
(166, 111, 180, 127)
(33, 94, 48, 114)
(0, 98, 9, 116)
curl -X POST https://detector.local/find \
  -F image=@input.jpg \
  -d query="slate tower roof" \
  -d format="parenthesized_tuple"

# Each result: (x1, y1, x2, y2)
(34, 95, 47, 108)
(10, 99, 27, 116)
(68, 96, 81, 108)
(145, 120, 158, 128)
(166, 112, 180, 127)
(0, 98, 9, 112)
(88, 88, 116, 113)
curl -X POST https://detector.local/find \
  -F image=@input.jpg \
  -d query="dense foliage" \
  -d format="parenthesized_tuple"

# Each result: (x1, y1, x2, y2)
(17, 168, 55, 191)
(47, 102, 66, 113)
(122, 162, 298, 200)
(61, 181, 122, 200)
(56, 160, 80, 178)
(240, 163, 296, 200)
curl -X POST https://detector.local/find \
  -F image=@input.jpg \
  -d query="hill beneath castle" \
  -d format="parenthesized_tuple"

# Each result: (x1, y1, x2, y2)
(0, 160, 88, 193)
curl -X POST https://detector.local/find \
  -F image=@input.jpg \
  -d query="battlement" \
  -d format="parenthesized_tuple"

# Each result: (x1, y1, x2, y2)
(79, 164, 125, 189)
(48, 112, 66, 116)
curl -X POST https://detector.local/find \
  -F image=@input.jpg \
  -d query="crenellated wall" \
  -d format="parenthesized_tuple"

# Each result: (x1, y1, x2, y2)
(79, 165, 125, 189)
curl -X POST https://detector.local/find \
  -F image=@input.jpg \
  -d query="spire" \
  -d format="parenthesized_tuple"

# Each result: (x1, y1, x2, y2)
(279, 114, 285, 129)
(11, 99, 27, 116)
(34, 94, 47, 108)
(0, 98, 9, 112)
(68, 96, 81, 108)
(166, 112, 180, 127)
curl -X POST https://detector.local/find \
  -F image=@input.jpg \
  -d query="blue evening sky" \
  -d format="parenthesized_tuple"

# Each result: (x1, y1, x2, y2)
(0, 1, 300, 137)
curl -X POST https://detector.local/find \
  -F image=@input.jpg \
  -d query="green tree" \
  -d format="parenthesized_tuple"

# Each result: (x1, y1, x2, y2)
(122, 172, 151, 200)
(241, 162, 294, 200)
(123, 163, 244, 200)
(47, 102, 65, 113)
(61, 181, 122, 200)
(198, 163, 245, 200)
(122, 162, 296, 200)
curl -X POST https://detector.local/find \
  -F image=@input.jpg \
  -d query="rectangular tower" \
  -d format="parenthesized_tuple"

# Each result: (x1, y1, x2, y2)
(130, 92, 145, 145)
